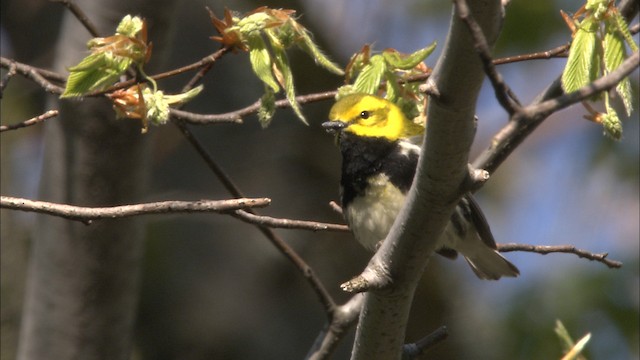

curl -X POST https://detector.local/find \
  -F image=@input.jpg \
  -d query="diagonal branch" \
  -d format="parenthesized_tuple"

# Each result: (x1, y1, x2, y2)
(473, 50, 639, 176)
(172, 120, 338, 316)
(454, 0, 521, 115)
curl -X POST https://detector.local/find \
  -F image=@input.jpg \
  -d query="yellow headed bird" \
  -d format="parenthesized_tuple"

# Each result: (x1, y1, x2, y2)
(323, 93, 519, 280)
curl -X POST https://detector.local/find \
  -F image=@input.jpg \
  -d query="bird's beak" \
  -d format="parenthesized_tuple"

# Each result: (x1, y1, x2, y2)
(322, 121, 347, 134)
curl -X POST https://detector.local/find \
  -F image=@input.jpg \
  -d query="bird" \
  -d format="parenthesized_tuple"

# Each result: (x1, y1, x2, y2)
(322, 93, 519, 280)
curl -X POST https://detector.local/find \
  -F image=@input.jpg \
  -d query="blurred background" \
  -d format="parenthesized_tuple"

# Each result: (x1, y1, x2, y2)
(1, 0, 638, 359)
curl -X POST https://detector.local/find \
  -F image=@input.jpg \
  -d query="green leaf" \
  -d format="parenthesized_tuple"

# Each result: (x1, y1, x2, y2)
(296, 29, 344, 75)
(353, 55, 386, 95)
(585, 0, 609, 20)
(116, 15, 144, 37)
(235, 12, 272, 38)
(554, 319, 575, 354)
(143, 88, 170, 125)
(604, 21, 633, 116)
(602, 99, 623, 140)
(162, 85, 204, 105)
(611, 11, 638, 52)
(61, 53, 131, 98)
(258, 87, 276, 127)
(382, 41, 436, 70)
(271, 45, 306, 124)
(561, 18, 600, 94)
(383, 70, 402, 104)
(247, 35, 280, 92)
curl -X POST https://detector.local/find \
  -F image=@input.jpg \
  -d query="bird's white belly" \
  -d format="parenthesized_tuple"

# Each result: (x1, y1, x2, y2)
(344, 174, 407, 251)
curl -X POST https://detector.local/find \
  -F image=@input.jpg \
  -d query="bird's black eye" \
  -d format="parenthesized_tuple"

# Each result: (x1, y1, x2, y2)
(359, 111, 370, 119)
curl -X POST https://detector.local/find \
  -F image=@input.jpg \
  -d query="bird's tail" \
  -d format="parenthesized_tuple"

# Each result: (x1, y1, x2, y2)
(447, 194, 520, 280)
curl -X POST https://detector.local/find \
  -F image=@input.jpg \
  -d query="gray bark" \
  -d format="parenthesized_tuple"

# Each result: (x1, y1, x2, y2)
(16, 1, 175, 359)
(351, 1, 504, 359)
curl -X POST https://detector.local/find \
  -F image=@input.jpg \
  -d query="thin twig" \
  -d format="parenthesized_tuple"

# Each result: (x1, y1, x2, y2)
(83, 48, 233, 97)
(493, 43, 570, 65)
(168, 45, 339, 316)
(498, 243, 622, 268)
(0, 57, 65, 94)
(50, 0, 101, 37)
(232, 210, 349, 232)
(0, 110, 59, 132)
(154, 47, 231, 82)
(0, 60, 17, 98)
(402, 326, 449, 360)
(172, 90, 339, 124)
(306, 294, 364, 360)
(169, 108, 243, 125)
(174, 120, 338, 315)
(0, 196, 271, 224)
(474, 50, 639, 177)
(454, 0, 521, 115)
(525, 50, 639, 119)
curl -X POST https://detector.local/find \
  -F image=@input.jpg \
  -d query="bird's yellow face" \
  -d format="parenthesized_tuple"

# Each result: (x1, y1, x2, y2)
(324, 94, 424, 141)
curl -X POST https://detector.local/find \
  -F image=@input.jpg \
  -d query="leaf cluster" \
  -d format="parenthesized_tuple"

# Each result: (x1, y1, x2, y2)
(560, 0, 637, 140)
(209, 7, 344, 127)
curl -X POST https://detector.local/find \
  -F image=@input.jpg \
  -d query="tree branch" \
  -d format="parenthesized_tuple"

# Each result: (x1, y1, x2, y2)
(0, 57, 65, 94)
(231, 210, 349, 232)
(50, 0, 101, 37)
(455, 0, 521, 115)
(498, 243, 622, 269)
(0, 196, 270, 223)
(305, 295, 364, 360)
(0, 110, 59, 132)
(402, 326, 449, 359)
(349, 1, 505, 359)
(169, 108, 244, 125)
(172, 120, 338, 315)
(473, 50, 639, 176)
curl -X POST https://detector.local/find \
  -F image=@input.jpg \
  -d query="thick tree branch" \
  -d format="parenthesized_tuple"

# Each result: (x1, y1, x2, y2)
(348, 1, 504, 359)
(0, 196, 270, 223)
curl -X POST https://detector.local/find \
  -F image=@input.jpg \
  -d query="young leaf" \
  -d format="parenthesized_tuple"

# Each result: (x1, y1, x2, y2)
(604, 21, 633, 116)
(296, 29, 344, 75)
(611, 10, 638, 52)
(602, 98, 623, 140)
(61, 53, 132, 97)
(561, 18, 600, 94)
(116, 15, 144, 37)
(555, 319, 590, 360)
(382, 42, 436, 70)
(561, 333, 592, 360)
(247, 36, 280, 92)
(353, 56, 386, 95)
(271, 45, 306, 124)
(258, 87, 276, 127)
